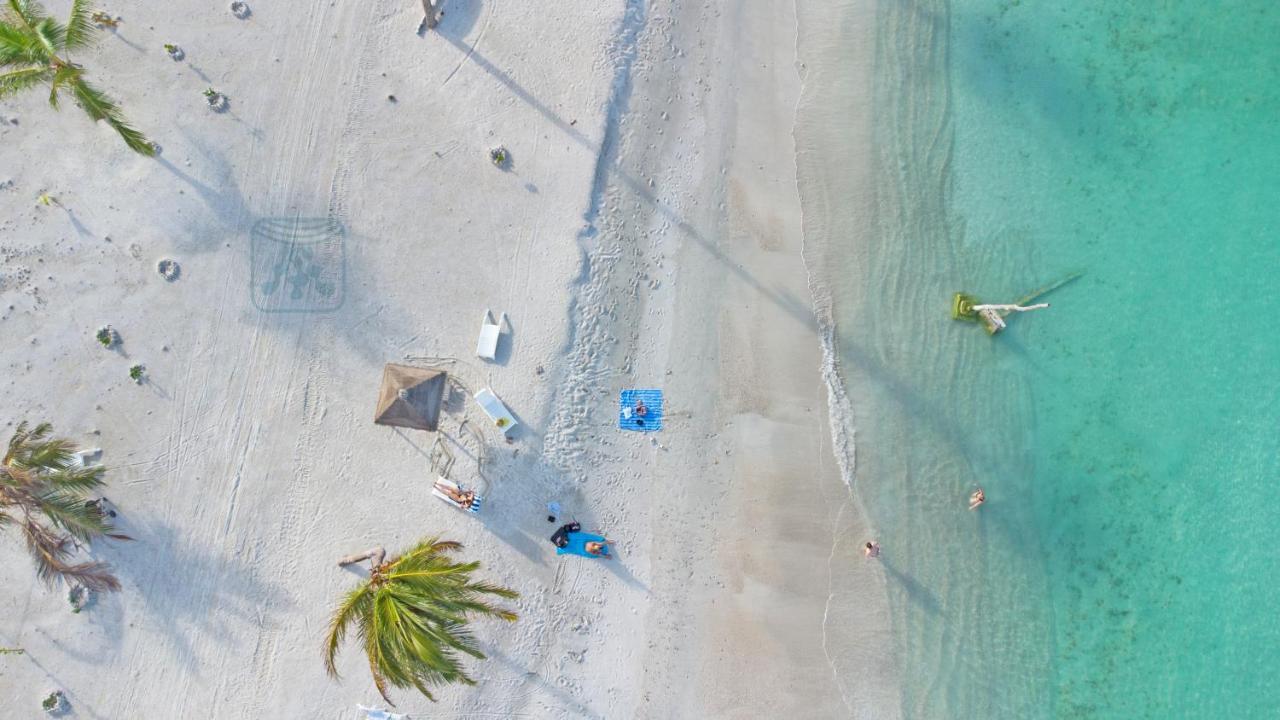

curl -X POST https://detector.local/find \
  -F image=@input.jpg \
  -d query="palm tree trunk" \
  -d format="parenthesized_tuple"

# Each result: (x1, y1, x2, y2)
(338, 546, 385, 568)
(421, 0, 441, 29)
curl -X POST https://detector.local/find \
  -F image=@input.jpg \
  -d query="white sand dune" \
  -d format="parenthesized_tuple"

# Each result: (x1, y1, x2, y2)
(0, 0, 892, 717)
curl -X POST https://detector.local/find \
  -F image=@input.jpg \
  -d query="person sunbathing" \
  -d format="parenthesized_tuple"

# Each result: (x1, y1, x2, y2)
(585, 540, 612, 557)
(435, 482, 475, 509)
(634, 399, 648, 417)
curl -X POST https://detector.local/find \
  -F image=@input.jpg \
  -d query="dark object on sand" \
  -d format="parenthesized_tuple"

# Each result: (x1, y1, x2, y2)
(549, 522, 581, 549)
(157, 259, 180, 281)
(230, 2, 251, 19)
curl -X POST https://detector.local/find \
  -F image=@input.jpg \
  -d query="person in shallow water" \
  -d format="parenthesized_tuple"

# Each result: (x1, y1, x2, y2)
(864, 541, 880, 558)
(969, 488, 985, 510)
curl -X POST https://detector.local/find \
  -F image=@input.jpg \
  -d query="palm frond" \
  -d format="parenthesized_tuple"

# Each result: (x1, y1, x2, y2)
(61, 0, 94, 50)
(6, 0, 49, 25)
(45, 462, 106, 492)
(17, 435, 75, 470)
(31, 15, 62, 51)
(323, 585, 371, 677)
(35, 490, 114, 542)
(324, 537, 518, 703)
(5, 0, 49, 24)
(5, 423, 127, 592)
(0, 20, 49, 65)
(68, 76, 155, 155)
(20, 519, 121, 592)
(0, 64, 48, 99)
(5, 421, 49, 463)
(4, 1, 58, 58)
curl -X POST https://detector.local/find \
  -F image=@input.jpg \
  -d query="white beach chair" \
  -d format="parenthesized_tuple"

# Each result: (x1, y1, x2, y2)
(358, 705, 407, 720)
(69, 448, 102, 468)
(476, 310, 506, 361)
(474, 387, 518, 433)
(431, 476, 482, 514)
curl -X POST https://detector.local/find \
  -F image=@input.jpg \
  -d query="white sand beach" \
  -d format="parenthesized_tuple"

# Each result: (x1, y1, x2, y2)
(0, 0, 892, 717)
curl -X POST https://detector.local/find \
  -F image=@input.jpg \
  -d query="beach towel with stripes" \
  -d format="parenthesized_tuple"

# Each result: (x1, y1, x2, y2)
(619, 389, 663, 432)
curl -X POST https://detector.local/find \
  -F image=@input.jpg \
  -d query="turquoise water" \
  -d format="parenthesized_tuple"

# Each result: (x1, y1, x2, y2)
(820, 1, 1280, 717)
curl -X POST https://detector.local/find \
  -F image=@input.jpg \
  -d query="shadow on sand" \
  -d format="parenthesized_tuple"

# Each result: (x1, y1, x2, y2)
(104, 519, 289, 666)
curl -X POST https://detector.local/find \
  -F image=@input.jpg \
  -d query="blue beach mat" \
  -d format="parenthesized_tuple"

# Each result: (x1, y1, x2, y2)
(619, 389, 663, 432)
(556, 532, 611, 559)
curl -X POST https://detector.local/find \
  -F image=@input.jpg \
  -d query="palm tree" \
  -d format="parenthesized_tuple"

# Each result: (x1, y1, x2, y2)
(0, 422, 129, 592)
(0, 0, 154, 154)
(325, 538, 519, 703)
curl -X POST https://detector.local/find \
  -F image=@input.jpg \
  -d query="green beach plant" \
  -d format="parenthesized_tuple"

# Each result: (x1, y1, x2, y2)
(0, 0, 155, 154)
(325, 538, 519, 704)
(0, 422, 129, 592)
(128, 363, 143, 382)
(41, 689, 66, 714)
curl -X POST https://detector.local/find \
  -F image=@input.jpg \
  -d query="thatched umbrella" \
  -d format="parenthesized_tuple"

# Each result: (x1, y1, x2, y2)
(374, 364, 446, 431)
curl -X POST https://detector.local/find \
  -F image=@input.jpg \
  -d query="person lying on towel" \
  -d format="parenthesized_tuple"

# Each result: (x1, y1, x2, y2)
(434, 481, 476, 509)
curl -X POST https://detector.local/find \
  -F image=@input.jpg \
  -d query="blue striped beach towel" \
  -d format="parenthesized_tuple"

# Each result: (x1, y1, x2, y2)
(619, 389, 663, 432)
(431, 478, 483, 514)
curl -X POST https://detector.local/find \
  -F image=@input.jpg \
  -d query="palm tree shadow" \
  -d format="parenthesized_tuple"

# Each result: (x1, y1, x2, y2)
(35, 588, 125, 665)
(4, 645, 113, 719)
(437, 19, 819, 333)
(433, 0, 482, 39)
(154, 137, 252, 255)
(101, 519, 289, 667)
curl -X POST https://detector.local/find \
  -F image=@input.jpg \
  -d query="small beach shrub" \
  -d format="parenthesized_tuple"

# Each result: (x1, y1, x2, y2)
(129, 364, 145, 383)
(204, 88, 229, 112)
(489, 146, 508, 167)
(68, 586, 92, 613)
(42, 690, 66, 713)
(96, 326, 115, 347)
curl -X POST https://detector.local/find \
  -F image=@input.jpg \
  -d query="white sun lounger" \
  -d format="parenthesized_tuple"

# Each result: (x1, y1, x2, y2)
(431, 476, 482, 514)
(476, 309, 505, 361)
(359, 705, 407, 720)
(474, 387, 517, 433)
(69, 448, 102, 468)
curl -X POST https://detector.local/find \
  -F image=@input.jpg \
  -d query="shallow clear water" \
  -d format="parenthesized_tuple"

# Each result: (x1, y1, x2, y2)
(810, 1, 1280, 717)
